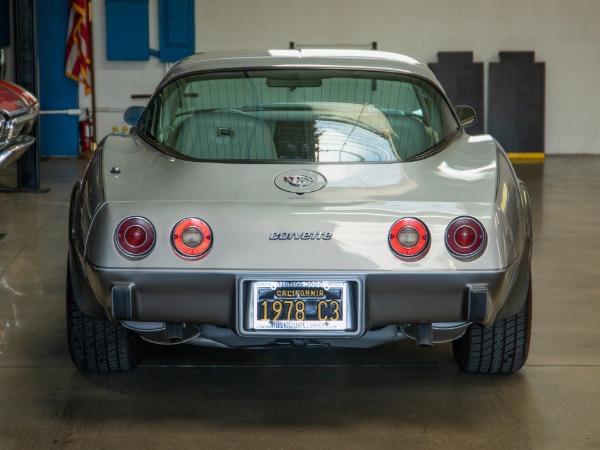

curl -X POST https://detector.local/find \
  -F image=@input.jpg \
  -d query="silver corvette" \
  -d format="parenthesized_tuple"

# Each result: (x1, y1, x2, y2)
(67, 50, 532, 373)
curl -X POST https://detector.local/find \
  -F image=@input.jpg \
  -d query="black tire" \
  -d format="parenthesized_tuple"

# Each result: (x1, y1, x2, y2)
(66, 265, 145, 371)
(453, 280, 532, 374)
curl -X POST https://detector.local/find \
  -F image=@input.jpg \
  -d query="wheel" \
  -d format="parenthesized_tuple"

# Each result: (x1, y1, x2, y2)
(453, 279, 532, 374)
(66, 264, 145, 371)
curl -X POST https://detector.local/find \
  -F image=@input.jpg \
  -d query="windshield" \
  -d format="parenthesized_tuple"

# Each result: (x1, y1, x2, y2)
(138, 69, 459, 162)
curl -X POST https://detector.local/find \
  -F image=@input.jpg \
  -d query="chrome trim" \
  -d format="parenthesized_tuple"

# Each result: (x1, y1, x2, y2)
(0, 111, 36, 147)
(0, 105, 38, 120)
(0, 135, 35, 171)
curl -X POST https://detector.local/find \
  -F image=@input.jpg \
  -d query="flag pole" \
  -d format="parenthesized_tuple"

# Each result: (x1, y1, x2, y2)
(87, 0, 97, 147)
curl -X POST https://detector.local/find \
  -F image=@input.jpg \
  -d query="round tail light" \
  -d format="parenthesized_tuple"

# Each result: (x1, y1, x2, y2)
(446, 217, 486, 257)
(171, 218, 212, 259)
(115, 217, 155, 257)
(389, 218, 430, 258)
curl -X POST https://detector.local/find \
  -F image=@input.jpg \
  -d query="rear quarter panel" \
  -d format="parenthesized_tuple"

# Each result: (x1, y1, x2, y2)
(79, 133, 526, 273)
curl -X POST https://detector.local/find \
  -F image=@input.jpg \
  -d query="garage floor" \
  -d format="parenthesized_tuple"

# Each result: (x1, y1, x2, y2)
(0, 156, 599, 449)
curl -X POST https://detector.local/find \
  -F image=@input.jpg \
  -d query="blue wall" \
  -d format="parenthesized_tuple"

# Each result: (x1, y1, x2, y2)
(37, 0, 79, 156)
(159, 0, 195, 62)
(106, 0, 149, 60)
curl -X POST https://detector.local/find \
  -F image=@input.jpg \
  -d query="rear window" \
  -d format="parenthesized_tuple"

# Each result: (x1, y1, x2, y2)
(138, 69, 459, 162)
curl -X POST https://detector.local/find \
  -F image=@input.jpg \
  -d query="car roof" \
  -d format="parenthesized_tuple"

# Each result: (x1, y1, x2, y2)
(162, 49, 441, 88)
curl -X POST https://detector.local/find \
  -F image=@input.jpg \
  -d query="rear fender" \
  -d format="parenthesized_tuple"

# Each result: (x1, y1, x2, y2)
(494, 238, 531, 321)
(68, 180, 108, 319)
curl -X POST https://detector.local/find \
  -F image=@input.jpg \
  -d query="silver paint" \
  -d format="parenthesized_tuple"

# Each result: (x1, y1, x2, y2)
(69, 50, 532, 347)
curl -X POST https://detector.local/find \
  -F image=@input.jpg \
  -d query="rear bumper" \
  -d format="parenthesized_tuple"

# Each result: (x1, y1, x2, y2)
(73, 241, 531, 335)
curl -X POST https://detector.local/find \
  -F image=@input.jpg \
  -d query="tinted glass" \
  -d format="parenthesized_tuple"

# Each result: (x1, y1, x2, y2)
(138, 69, 459, 162)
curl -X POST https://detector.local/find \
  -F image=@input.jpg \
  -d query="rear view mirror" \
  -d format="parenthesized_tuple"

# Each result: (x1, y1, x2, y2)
(455, 105, 477, 128)
(267, 76, 322, 88)
(124, 106, 145, 126)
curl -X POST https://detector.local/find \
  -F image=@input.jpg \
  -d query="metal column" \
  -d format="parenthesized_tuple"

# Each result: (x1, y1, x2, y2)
(13, 0, 41, 190)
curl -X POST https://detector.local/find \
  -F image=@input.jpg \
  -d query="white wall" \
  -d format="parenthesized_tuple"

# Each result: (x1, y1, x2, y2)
(85, 0, 600, 154)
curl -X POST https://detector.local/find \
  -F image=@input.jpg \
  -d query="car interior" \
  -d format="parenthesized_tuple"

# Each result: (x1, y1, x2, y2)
(143, 71, 455, 162)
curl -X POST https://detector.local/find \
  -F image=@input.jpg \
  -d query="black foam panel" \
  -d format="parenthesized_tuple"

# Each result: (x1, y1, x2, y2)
(488, 52, 545, 153)
(429, 52, 484, 135)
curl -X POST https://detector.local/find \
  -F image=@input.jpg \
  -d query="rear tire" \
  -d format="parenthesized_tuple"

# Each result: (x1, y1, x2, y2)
(66, 265, 145, 371)
(453, 279, 532, 374)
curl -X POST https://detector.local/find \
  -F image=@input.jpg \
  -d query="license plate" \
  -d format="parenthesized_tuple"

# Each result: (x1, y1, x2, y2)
(252, 281, 348, 331)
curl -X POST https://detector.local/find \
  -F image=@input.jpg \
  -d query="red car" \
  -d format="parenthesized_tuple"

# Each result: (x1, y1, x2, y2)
(0, 79, 39, 170)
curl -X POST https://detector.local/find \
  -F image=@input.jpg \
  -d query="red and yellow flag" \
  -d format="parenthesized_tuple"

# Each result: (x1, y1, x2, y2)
(65, 0, 91, 95)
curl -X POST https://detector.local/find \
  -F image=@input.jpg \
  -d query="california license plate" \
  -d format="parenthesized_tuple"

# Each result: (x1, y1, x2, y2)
(251, 281, 348, 331)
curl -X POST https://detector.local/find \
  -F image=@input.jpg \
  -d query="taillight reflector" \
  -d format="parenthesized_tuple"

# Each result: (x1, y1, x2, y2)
(446, 217, 486, 257)
(171, 218, 212, 259)
(389, 218, 430, 258)
(115, 217, 155, 257)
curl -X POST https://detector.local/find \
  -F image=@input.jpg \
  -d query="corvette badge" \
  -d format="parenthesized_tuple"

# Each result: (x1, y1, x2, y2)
(284, 175, 316, 188)
(274, 170, 327, 194)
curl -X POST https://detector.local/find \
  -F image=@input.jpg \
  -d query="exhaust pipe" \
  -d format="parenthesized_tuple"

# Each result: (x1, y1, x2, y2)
(165, 322, 184, 342)
(415, 323, 433, 347)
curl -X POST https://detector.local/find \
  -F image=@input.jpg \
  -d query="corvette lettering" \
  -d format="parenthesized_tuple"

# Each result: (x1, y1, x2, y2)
(269, 231, 333, 240)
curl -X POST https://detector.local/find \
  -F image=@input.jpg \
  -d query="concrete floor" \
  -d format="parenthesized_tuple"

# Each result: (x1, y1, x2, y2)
(0, 156, 599, 449)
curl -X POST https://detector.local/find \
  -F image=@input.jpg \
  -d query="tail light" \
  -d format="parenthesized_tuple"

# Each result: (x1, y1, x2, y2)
(171, 218, 212, 259)
(389, 218, 430, 258)
(446, 217, 486, 257)
(115, 217, 156, 257)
